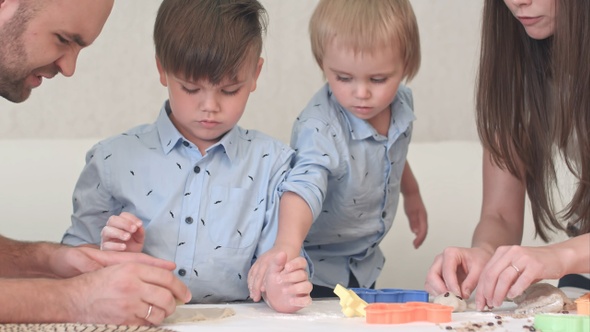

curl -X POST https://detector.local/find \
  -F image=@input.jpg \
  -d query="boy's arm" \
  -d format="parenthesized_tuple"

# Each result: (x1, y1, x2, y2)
(248, 192, 312, 298)
(62, 143, 120, 247)
(275, 192, 313, 260)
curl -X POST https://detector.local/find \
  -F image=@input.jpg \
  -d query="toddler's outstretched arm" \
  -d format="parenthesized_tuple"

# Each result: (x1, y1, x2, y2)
(248, 192, 313, 301)
(401, 161, 428, 249)
(100, 212, 145, 253)
(262, 251, 312, 313)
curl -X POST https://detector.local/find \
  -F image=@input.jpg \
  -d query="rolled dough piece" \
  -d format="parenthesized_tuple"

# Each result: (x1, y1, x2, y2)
(163, 307, 236, 324)
(432, 292, 467, 312)
(512, 282, 574, 315)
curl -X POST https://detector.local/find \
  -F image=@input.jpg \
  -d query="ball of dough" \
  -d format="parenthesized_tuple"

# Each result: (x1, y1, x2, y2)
(433, 292, 467, 312)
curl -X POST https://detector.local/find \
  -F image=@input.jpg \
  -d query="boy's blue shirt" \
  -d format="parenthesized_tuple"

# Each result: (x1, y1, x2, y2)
(62, 101, 298, 303)
(280, 83, 416, 289)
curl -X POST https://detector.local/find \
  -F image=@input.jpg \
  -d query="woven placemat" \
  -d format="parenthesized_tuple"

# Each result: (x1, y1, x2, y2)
(0, 324, 176, 332)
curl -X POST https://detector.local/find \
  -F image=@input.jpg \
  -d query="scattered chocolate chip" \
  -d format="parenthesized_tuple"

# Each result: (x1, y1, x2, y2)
(444, 292, 450, 297)
(487, 322, 494, 326)
(497, 320, 503, 325)
(495, 315, 502, 319)
(445, 326, 453, 330)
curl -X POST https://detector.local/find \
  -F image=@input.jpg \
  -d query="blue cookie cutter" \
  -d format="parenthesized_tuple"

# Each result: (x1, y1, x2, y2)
(349, 288, 429, 303)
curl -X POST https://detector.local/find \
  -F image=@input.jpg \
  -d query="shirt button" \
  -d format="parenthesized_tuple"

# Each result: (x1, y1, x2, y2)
(381, 211, 387, 218)
(183, 141, 190, 147)
(185, 216, 193, 224)
(194, 166, 200, 174)
(178, 269, 186, 276)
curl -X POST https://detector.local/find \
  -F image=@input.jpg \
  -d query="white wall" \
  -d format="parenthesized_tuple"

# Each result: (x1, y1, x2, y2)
(0, 0, 482, 143)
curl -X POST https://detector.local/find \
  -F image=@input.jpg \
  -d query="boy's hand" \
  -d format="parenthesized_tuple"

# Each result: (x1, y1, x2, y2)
(403, 191, 428, 249)
(100, 212, 145, 253)
(261, 251, 312, 313)
(248, 245, 296, 301)
(248, 248, 274, 301)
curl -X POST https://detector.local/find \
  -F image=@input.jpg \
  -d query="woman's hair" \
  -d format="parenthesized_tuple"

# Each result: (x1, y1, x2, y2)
(154, 0, 267, 84)
(476, 0, 590, 241)
(309, 0, 420, 81)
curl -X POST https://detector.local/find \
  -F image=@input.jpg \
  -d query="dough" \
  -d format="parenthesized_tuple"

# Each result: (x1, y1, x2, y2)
(512, 282, 574, 315)
(163, 307, 236, 324)
(432, 292, 467, 312)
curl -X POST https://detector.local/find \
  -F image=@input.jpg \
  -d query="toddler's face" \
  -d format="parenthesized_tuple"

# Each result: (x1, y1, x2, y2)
(157, 58, 263, 154)
(503, 0, 555, 40)
(321, 42, 405, 135)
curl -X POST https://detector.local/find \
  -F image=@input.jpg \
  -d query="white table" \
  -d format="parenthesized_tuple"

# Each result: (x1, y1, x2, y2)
(162, 299, 542, 332)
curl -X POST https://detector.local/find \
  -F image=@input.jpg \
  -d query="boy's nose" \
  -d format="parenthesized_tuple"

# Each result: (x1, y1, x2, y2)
(200, 94, 220, 113)
(353, 83, 371, 99)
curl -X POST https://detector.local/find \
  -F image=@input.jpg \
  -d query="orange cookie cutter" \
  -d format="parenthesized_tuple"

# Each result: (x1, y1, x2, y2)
(575, 292, 590, 316)
(365, 302, 453, 324)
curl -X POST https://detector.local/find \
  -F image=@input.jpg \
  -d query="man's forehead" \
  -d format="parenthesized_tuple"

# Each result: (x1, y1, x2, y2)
(37, 0, 113, 44)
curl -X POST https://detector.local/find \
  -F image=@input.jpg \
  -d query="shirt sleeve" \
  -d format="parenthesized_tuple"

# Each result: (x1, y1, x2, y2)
(255, 146, 294, 259)
(61, 142, 121, 246)
(280, 116, 343, 220)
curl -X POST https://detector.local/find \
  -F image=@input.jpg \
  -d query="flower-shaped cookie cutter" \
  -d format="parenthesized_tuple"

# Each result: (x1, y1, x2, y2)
(534, 313, 590, 332)
(333, 284, 369, 317)
(365, 302, 453, 324)
(349, 287, 429, 303)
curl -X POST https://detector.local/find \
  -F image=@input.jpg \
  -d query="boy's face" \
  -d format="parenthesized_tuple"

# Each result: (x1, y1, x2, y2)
(157, 57, 263, 153)
(0, 0, 114, 103)
(322, 42, 405, 134)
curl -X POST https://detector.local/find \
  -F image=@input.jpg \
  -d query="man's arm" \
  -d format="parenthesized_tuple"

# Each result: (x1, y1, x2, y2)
(0, 262, 191, 325)
(0, 235, 62, 278)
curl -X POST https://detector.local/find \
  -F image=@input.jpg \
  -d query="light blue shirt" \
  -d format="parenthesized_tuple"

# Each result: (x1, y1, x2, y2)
(62, 101, 294, 303)
(280, 83, 416, 289)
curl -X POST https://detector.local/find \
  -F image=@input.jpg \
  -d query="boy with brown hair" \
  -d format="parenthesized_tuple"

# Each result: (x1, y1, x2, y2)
(62, 0, 311, 313)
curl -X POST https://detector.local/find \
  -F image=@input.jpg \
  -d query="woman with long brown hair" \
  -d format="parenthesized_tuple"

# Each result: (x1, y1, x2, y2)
(425, 0, 589, 311)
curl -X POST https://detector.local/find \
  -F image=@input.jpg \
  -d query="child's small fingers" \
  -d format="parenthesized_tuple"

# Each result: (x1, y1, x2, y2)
(280, 270, 308, 285)
(100, 241, 126, 251)
(101, 225, 131, 242)
(283, 257, 307, 272)
(283, 280, 313, 299)
(106, 215, 139, 233)
(289, 295, 312, 308)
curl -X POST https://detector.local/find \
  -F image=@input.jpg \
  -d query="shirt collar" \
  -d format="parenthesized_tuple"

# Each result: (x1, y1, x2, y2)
(156, 101, 184, 154)
(328, 85, 415, 141)
(156, 100, 240, 162)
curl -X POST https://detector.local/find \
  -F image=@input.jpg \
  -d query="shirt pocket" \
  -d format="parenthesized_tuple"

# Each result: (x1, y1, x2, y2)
(205, 186, 260, 249)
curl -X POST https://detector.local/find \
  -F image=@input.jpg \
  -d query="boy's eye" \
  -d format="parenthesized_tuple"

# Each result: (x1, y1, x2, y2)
(222, 88, 240, 96)
(370, 77, 387, 83)
(336, 75, 352, 82)
(182, 86, 199, 94)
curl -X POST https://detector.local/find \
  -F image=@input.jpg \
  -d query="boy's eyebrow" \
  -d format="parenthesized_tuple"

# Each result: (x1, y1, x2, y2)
(328, 66, 396, 77)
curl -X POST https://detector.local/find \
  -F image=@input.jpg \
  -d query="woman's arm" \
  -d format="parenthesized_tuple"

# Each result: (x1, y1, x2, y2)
(472, 148, 527, 253)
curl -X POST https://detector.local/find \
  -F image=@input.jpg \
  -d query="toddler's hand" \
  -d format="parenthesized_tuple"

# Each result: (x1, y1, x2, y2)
(403, 190, 428, 249)
(100, 212, 145, 253)
(262, 251, 312, 313)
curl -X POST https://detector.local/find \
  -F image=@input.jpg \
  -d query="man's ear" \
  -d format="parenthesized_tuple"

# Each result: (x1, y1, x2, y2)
(0, 0, 20, 26)
(155, 56, 168, 87)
